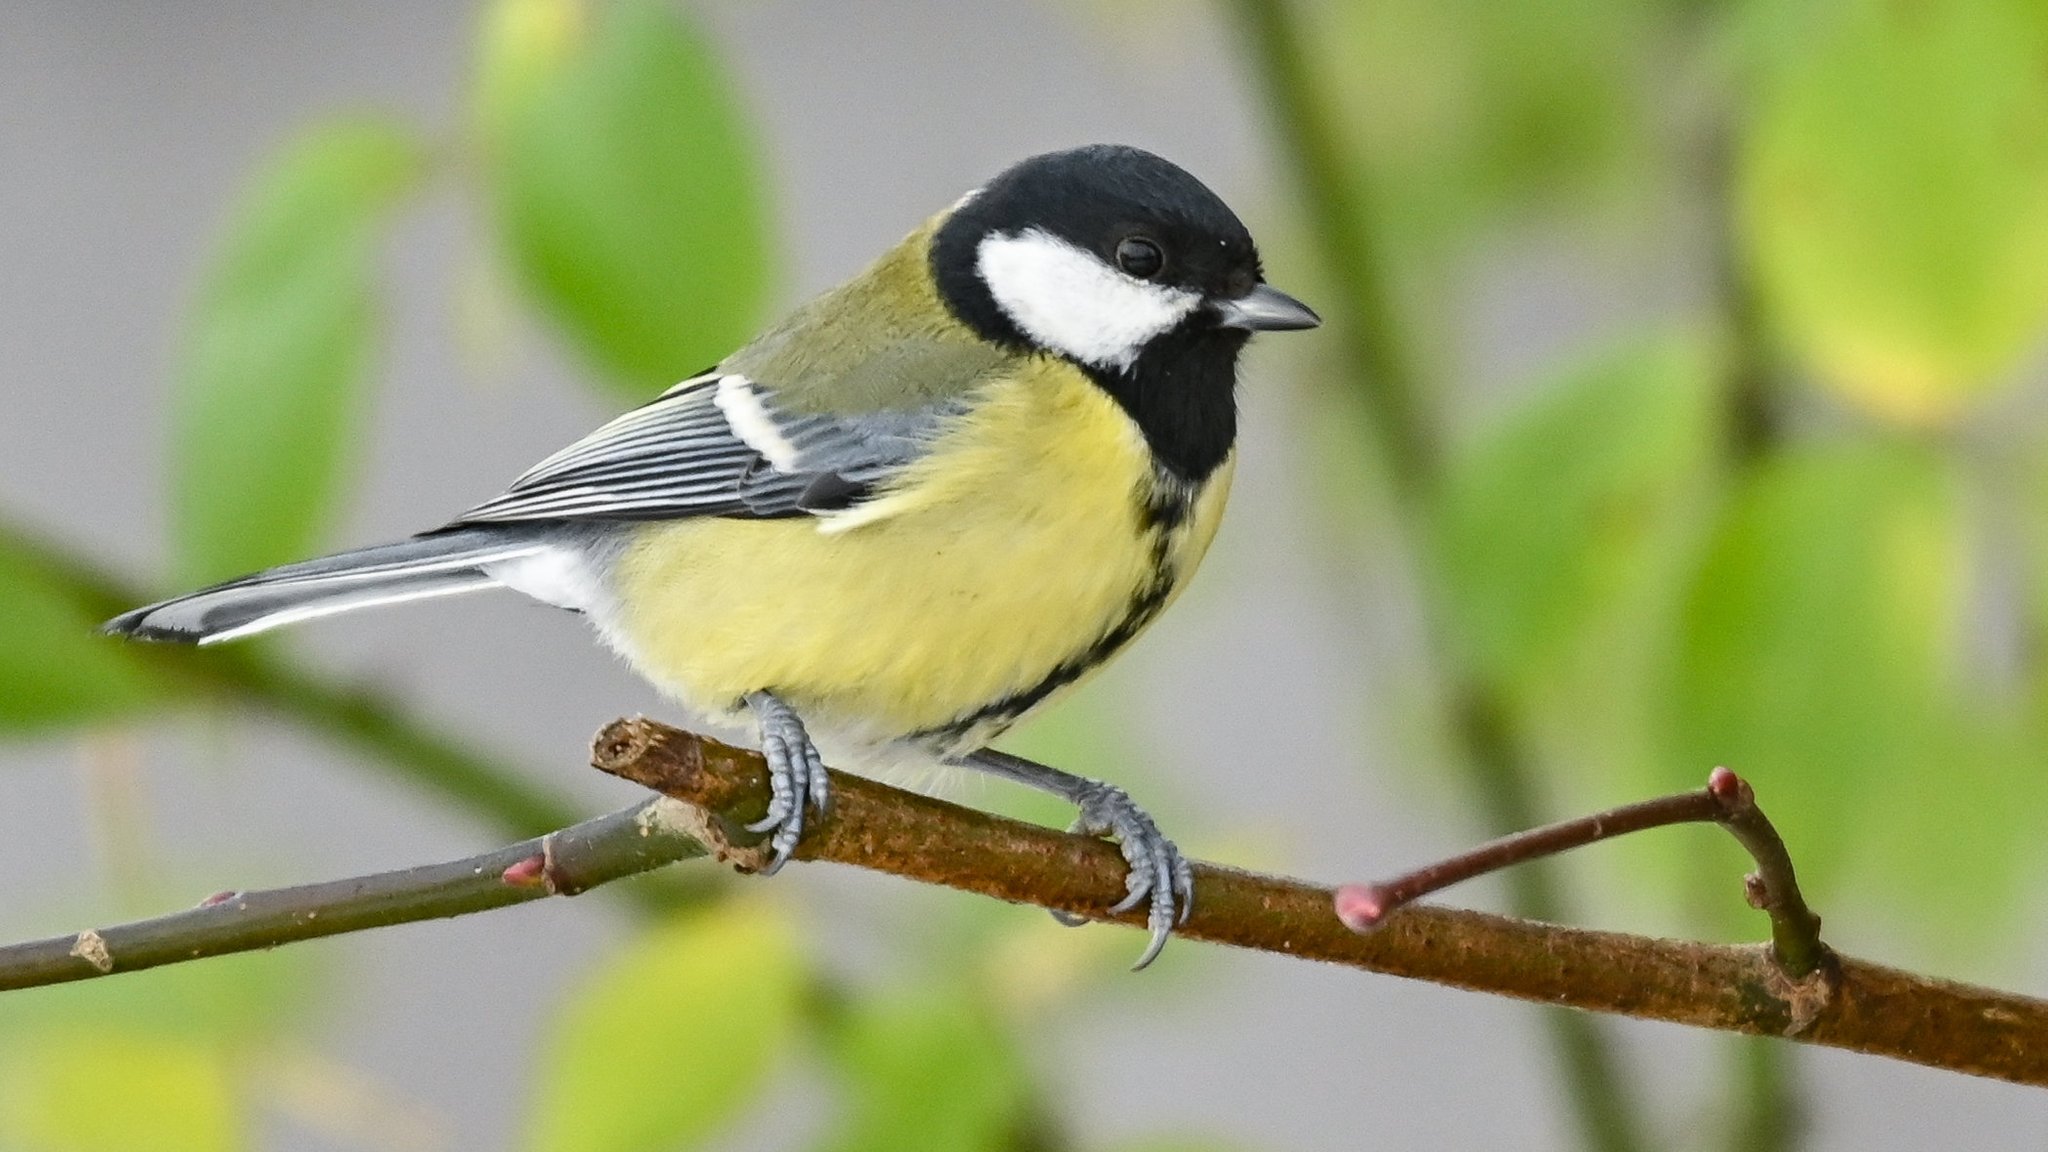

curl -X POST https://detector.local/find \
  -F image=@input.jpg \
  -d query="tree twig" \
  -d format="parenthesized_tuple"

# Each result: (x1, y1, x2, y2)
(2, 716, 2043, 1090)
(0, 798, 706, 992)
(1335, 766, 1828, 979)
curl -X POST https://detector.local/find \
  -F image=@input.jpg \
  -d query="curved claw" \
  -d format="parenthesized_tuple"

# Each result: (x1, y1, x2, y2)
(1063, 782, 1194, 971)
(1130, 914, 1172, 972)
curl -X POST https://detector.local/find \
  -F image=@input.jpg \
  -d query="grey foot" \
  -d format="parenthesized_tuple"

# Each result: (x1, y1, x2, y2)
(744, 691, 830, 874)
(1058, 779, 1194, 969)
(954, 749, 1193, 969)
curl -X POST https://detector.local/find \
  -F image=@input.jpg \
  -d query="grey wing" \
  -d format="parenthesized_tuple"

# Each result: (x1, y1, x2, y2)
(448, 372, 947, 526)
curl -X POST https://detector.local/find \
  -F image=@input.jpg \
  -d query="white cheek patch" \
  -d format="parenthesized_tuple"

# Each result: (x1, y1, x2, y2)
(713, 374, 800, 471)
(976, 229, 1201, 370)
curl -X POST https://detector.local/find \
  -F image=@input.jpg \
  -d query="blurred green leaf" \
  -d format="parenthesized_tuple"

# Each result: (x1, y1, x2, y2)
(172, 117, 425, 585)
(820, 986, 1028, 1152)
(1844, 715, 2039, 950)
(525, 901, 804, 1152)
(473, 0, 585, 146)
(0, 1031, 242, 1152)
(1312, 0, 1669, 256)
(1740, 0, 2048, 423)
(1437, 334, 1717, 693)
(1665, 441, 2036, 920)
(0, 912, 313, 1152)
(0, 537, 162, 730)
(483, 0, 772, 398)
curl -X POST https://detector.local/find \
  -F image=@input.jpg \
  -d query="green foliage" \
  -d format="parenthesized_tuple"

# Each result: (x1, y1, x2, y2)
(819, 986, 1029, 1152)
(525, 901, 806, 1152)
(1310, 0, 1674, 269)
(171, 118, 426, 585)
(0, 948, 313, 1152)
(0, 537, 163, 730)
(473, 0, 585, 144)
(1665, 442, 2041, 926)
(1843, 716, 2039, 947)
(12, 0, 2048, 1146)
(1437, 335, 1717, 694)
(0, 1032, 243, 1152)
(1295, 0, 2048, 966)
(480, 0, 773, 398)
(1740, 0, 2048, 423)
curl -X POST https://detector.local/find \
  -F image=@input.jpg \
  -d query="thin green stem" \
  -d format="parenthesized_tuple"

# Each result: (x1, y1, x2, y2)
(1704, 102, 1778, 469)
(0, 518, 703, 915)
(1456, 690, 1653, 1152)
(1701, 39, 1803, 1152)
(1226, 0, 1433, 489)
(1225, 3, 1653, 1149)
(1728, 1037, 1802, 1152)
(211, 650, 581, 837)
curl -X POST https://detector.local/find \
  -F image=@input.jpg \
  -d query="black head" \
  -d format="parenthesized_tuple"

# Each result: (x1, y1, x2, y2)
(931, 145, 1317, 481)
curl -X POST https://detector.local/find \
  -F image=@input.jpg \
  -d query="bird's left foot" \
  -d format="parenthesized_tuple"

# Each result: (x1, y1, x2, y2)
(1059, 779, 1194, 969)
(743, 691, 830, 874)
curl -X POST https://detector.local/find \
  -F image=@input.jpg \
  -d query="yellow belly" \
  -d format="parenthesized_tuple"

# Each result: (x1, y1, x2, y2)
(606, 359, 1232, 753)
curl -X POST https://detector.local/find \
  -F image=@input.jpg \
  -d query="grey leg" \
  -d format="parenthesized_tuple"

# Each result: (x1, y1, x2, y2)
(744, 691, 831, 874)
(956, 748, 1192, 970)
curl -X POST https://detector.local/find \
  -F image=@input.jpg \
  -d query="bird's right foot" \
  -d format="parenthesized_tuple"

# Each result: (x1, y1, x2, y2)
(1060, 778, 1194, 970)
(954, 748, 1192, 970)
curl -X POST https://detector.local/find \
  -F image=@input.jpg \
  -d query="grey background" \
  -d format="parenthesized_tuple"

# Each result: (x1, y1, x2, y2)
(1, 2, 2044, 1148)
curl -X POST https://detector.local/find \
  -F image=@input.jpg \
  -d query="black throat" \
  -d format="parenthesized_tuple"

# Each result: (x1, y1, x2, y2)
(1078, 325, 1245, 483)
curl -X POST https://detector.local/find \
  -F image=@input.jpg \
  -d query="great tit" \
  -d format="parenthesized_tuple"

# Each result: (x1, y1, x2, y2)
(105, 144, 1319, 968)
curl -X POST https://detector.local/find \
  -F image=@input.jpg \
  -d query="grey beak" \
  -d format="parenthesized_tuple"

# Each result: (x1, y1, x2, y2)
(1213, 283, 1322, 332)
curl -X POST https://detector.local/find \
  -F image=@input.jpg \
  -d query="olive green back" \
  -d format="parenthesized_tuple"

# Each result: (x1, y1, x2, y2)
(722, 217, 1016, 416)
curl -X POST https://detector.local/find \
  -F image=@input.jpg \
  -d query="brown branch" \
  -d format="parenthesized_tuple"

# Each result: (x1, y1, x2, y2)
(1336, 766, 1827, 979)
(593, 718, 2048, 1088)
(4, 716, 2043, 1091)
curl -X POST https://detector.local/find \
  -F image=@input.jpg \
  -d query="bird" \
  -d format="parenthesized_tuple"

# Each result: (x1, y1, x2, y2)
(104, 144, 1320, 968)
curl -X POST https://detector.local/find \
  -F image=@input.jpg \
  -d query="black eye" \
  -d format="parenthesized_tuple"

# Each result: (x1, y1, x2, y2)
(1115, 236, 1163, 279)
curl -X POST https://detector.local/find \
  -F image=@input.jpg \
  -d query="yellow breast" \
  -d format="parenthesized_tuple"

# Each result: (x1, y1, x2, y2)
(606, 358, 1233, 755)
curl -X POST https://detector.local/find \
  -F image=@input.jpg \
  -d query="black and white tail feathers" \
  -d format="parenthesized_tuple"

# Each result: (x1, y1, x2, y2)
(101, 527, 549, 645)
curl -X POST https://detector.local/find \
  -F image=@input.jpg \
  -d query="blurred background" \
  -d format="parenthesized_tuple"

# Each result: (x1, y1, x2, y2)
(4, 1, 2048, 1149)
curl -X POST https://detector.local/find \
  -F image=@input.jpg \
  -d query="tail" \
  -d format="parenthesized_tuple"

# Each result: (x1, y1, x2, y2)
(101, 528, 550, 645)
